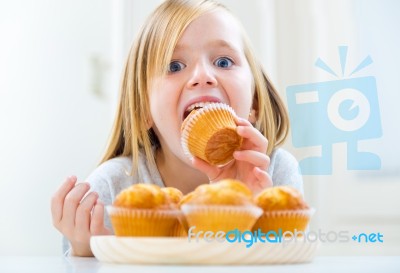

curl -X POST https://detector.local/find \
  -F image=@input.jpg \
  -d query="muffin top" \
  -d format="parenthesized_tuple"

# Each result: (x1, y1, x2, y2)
(254, 186, 309, 211)
(161, 187, 183, 204)
(180, 179, 254, 206)
(113, 184, 170, 209)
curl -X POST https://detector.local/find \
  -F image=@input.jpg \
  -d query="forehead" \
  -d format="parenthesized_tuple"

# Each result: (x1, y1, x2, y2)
(174, 10, 244, 52)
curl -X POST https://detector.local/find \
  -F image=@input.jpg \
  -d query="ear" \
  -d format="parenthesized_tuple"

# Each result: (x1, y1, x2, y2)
(249, 108, 257, 124)
(249, 91, 259, 124)
(145, 115, 153, 130)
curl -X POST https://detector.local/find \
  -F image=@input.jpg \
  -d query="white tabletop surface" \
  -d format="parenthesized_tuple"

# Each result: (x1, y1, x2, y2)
(0, 256, 399, 273)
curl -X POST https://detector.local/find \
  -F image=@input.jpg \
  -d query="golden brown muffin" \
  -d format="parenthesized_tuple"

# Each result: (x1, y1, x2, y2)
(161, 187, 183, 205)
(182, 179, 253, 206)
(180, 179, 262, 234)
(178, 191, 196, 208)
(113, 184, 169, 209)
(157, 187, 187, 237)
(254, 186, 309, 211)
(108, 184, 178, 236)
(214, 179, 253, 199)
(181, 103, 243, 165)
(252, 186, 312, 234)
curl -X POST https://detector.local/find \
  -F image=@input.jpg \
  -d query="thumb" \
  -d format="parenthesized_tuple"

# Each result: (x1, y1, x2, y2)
(191, 157, 221, 182)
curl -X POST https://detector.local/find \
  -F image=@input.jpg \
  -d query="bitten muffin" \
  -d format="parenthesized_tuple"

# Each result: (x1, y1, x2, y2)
(180, 179, 262, 235)
(107, 184, 178, 236)
(181, 102, 243, 166)
(252, 186, 313, 234)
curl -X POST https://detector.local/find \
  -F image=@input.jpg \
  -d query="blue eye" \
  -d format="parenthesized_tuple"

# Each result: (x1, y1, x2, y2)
(215, 57, 233, 68)
(168, 61, 185, 73)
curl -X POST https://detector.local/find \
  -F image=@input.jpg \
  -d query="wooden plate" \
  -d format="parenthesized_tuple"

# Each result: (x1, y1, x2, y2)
(91, 235, 319, 265)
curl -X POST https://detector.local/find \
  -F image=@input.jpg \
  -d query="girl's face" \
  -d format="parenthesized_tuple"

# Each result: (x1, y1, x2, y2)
(149, 10, 254, 164)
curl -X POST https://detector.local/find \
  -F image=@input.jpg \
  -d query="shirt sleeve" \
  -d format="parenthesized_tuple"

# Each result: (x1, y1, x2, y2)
(269, 148, 304, 195)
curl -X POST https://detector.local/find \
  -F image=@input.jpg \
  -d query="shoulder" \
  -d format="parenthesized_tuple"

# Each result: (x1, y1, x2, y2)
(268, 148, 304, 194)
(93, 149, 149, 178)
(86, 156, 135, 204)
(269, 148, 299, 171)
(90, 156, 133, 180)
(85, 149, 164, 203)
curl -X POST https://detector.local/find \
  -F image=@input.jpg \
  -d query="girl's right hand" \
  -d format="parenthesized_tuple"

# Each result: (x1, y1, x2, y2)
(50, 176, 112, 257)
(191, 117, 272, 194)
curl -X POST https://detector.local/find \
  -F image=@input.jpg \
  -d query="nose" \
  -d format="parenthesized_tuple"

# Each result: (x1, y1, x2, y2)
(186, 61, 217, 89)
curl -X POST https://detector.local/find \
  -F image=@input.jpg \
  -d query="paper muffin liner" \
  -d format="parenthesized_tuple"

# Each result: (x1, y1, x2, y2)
(107, 206, 179, 237)
(252, 208, 315, 234)
(181, 103, 243, 166)
(168, 210, 188, 237)
(181, 204, 263, 235)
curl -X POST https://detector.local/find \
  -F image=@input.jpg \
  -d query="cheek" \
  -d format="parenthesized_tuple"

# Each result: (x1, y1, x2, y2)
(149, 85, 179, 126)
(229, 72, 254, 118)
(148, 92, 158, 119)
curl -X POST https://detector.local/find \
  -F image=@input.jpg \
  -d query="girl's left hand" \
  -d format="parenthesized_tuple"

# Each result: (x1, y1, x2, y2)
(192, 117, 273, 194)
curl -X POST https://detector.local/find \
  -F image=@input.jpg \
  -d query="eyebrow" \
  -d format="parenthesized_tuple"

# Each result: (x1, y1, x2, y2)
(174, 39, 240, 52)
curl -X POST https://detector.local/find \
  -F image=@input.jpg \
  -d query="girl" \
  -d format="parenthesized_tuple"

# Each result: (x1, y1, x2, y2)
(51, 0, 303, 257)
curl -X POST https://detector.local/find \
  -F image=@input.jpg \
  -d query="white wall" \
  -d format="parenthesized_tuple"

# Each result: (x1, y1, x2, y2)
(0, 0, 114, 255)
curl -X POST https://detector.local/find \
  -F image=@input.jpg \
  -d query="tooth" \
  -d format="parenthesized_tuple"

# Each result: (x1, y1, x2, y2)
(185, 102, 214, 112)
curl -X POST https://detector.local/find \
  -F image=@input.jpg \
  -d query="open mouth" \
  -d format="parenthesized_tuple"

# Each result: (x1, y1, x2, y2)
(183, 102, 216, 120)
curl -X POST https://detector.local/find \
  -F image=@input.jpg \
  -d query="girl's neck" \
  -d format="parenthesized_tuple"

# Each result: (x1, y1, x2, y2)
(155, 147, 208, 194)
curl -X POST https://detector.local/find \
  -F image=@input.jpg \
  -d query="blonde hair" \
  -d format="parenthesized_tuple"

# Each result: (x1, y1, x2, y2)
(101, 0, 289, 174)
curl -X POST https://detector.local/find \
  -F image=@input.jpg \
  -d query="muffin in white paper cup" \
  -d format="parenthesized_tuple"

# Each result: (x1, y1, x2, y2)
(107, 206, 179, 236)
(181, 102, 242, 166)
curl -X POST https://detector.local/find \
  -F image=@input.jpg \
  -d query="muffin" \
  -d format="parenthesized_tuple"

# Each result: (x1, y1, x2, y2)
(161, 187, 187, 237)
(252, 186, 312, 234)
(181, 102, 243, 166)
(180, 179, 262, 235)
(161, 187, 183, 207)
(107, 184, 179, 236)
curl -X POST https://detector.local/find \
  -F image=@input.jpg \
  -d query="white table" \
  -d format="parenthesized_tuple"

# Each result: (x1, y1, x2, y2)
(0, 256, 399, 273)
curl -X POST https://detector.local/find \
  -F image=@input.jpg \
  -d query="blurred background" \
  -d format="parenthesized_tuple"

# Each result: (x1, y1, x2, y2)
(0, 0, 399, 256)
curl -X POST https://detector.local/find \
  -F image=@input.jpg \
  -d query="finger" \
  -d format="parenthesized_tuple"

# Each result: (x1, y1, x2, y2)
(191, 157, 221, 182)
(62, 182, 90, 230)
(235, 116, 253, 126)
(233, 150, 270, 170)
(91, 200, 112, 235)
(253, 167, 273, 188)
(90, 199, 104, 235)
(75, 191, 98, 232)
(51, 176, 77, 227)
(237, 126, 268, 152)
